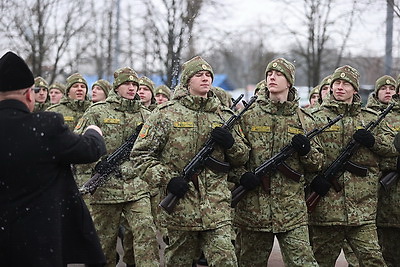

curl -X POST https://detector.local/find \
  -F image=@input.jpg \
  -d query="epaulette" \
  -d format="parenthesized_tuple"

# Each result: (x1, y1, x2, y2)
(90, 100, 107, 107)
(158, 100, 175, 110)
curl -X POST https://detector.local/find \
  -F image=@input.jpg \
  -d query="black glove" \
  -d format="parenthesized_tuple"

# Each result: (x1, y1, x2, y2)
(353, 129, 375, 148)
(291, 134, 311, 156)
(167, 177, 189, 198)
(240, 172, 261, 191)
(310, 175, 331, 197)
(211, 127, 234, 149)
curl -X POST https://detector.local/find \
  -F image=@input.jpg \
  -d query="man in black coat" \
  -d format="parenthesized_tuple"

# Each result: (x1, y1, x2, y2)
(0, 51, 107, 266)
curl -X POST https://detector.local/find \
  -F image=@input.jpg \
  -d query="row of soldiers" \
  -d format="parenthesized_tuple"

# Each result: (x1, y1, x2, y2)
(38, 56, 400, 267)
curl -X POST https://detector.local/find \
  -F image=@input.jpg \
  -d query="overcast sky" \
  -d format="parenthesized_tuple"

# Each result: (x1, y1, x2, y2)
(221, 0, 397, 58)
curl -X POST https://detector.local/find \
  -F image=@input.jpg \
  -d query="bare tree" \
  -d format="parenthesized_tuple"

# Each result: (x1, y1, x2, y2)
(0, 0, 92, 83)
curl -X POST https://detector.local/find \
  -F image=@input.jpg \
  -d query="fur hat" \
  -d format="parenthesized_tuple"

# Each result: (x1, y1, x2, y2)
(92, 79, 112, 97)
(375, 75, 396, 95)
(155, 85, 171, 100)
(330, 65, 360, 91)
(265, 58, 296, 88)
(34, 76, 49, 90)
(0, 51, 34, 92)
(113, 67, 139, 90)
(180, 56, 214, 86)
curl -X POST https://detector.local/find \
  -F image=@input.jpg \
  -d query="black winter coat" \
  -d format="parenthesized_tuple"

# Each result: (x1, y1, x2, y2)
(0, 99, 106, 266)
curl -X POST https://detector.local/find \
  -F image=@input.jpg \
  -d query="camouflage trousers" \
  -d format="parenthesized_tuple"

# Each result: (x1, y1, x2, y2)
(90, 197, 159, 267)
(311, 224, 386, 267)
(120, 214, 135, 265)
(236, 225, 318, 267)
(377, 226, 400, 267)
(165, 225, 237, 267)
(343, 239, 359, 267)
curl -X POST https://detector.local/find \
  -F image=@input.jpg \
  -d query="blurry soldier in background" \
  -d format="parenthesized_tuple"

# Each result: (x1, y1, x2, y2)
(254, 79, 266, 96)
(309, 66, 397, 267)
(366, 75, 400, 266)
(317, 75, 332, 105)
(49, 82, 66, 104)
(46, 73, 91, 130)
(131, 56, 249, 266)
(91, 79, 112, 103)
(138, 76, 157, 111)
(307, 86, 320, 108)
(33, 76, 50, 111)
(74, 67, 159, 267)
(234, 58, 322, 266)
(154, 85, 171, 105)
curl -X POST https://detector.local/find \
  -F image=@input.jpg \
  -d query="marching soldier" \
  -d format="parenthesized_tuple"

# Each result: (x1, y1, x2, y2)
(131, 56, 249, 266)
(308, 66, 397, 267)
(74, 67, 159, 266)
(366, 75, 400, 266)
(233, 58, 322, 266)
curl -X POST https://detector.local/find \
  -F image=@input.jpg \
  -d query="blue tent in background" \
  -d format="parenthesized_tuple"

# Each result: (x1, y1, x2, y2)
(84, 73, 236, 92)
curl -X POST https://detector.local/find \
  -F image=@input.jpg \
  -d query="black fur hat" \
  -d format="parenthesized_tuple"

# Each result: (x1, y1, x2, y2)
(0, 51, 34, 92)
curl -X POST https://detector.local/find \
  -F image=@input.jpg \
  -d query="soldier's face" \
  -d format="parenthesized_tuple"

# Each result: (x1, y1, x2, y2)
(92, 85, 106, 103)
(266, 70, 290, 95)
(68, 82, 87, 100)
(188, 71, 212, 98)
(309, 93, 319, 106)
(34, 87, 48, 103)
(138, 85, 153, 105)
(155, 93, 168, 104)
(377, 85, 395, 104)
(49, 88, 63, 104)
(320, 85, 330, 99)
(332, 79, 356, 104)
(116, 81, 138, 100)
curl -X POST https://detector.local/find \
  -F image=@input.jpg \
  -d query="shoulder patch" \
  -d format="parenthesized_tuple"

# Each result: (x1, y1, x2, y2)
(173, 121, 194, 128)
(288, 126, 304, 134)
(103, 118, 120, 124)
(74, 118, 86, 131)
(139, 124, 150, 138)
(64, 116, 74, 122)
(251, 125, 271, 132)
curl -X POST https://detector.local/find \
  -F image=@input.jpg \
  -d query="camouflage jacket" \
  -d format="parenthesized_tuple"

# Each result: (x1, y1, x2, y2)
(131, 85, 250, 231)
(74, 90, 151, 204)
(46, 97, 91, 130)
(234, 88, 324, 233)
(309, 94, 397, 226)
(367, 94, 400, 228)
(33, 101, 51, 112)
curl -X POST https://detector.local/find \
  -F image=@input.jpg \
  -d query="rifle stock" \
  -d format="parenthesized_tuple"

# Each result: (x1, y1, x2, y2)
(159, 95, 258, 214)
(380, 171, 399, 192)
(306, 103, 395, 213)
(231, 114, 344, 208)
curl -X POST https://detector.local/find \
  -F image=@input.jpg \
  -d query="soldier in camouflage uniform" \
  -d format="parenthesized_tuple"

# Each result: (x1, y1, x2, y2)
(138, 76, 157, 111)
(131, 56, 249, 267)
(308, 66, 398, 267)
(74, 67, 159, 267)
(317, 75, 332, 105)
(366, 75, 400, 266)
(154, 84, 171, 105)
(233, 58, 322, 267)
(49, 82, 66, 105)
(91, 79, 111, 103)
(47, 73, 91, 130)
(33, 76, 51, 112)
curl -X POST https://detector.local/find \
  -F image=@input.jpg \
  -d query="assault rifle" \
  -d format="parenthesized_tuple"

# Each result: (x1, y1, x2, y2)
(379, 156, 400, 192)
(306, 103, 395, 213)
(231, 114, 344, 208)
(231, 94, 244, 109)
(79, 123, 143, 195)
(159, 95, 258, 214)
(380, 171, 398, 192)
